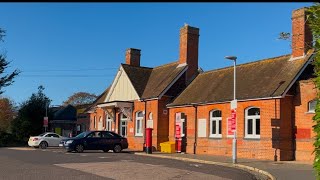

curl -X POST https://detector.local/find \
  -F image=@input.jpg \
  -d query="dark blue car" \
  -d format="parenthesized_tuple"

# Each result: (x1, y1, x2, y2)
(60, 131, 128, 153)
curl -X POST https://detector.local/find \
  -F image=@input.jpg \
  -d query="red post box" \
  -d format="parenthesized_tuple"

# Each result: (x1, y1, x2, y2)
(146, 128, 153, 154)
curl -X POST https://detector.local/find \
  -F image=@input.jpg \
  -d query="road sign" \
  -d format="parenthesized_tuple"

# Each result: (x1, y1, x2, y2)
(231, 109, 236, 131)
(227, 109, 237, 135)
(231, 99, 237, 109)
(43, 117, 48, 127)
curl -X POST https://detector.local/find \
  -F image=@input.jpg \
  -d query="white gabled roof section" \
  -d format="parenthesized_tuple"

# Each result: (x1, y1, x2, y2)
(104, 65, 140, 102)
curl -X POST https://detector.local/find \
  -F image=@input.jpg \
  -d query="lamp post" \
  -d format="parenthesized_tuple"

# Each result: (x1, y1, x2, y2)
(225, 55, 237, 164)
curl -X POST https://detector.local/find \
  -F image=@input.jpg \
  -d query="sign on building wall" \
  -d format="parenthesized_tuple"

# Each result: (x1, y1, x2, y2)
(147, 120, 153, 128)
(197, 119, 207, 137)
(227, 109, 237, 136)
(175, 113, 181, 138)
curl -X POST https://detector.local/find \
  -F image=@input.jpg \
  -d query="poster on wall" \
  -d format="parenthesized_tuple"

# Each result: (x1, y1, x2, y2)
(147, 120, 153, 128)
(175, 113, 181, 138)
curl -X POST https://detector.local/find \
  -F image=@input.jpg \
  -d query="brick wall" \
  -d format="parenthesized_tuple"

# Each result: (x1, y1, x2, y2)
(168, 99, 298, 160)
(294, 79, 317, 161)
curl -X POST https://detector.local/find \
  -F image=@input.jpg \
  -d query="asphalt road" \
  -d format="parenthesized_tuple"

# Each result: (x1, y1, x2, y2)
(0, 147, 258, 180)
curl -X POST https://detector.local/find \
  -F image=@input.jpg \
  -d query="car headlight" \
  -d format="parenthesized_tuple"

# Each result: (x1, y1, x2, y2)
(66, 140, 74, 144)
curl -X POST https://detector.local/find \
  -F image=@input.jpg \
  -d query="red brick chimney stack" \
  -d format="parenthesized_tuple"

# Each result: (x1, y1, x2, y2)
(126, 48, 141, 66)
(291, 8, 313, 58)
(179, 24, 200, 80)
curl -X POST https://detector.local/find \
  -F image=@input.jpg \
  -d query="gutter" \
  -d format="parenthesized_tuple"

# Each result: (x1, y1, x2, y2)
(192, 104, 198, 154)
(167, 96, 282, 109)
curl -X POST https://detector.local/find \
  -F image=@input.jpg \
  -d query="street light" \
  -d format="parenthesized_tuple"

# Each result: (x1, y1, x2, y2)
(225, 55, 237, 164)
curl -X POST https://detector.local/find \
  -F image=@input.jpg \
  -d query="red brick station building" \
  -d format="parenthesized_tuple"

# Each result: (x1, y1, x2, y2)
(80, 7, 317, 162)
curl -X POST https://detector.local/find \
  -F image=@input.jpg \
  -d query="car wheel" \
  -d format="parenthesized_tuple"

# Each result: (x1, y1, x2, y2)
(113, 144, 122, 153)
(39, 142, 48, 149)
(75, 144, 84, 153)
(103, 149, 109, 152)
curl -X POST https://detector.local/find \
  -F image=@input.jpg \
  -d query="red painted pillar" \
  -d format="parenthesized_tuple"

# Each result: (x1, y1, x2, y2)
(175, 124, 181, 153)
(146, 128, 153, 154)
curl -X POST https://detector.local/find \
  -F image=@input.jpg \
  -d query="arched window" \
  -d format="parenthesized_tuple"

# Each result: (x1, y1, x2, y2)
(245, 107, 260, 139)
(308, 99, 317, 113)
(135, 111, 144, 136)
(106, 113, 112, 131)
(120, 113, 128, 137)
(209, 110, 222, 137)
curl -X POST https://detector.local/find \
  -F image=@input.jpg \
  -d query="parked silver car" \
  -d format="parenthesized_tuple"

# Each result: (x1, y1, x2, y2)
(28, 132, 67, 149)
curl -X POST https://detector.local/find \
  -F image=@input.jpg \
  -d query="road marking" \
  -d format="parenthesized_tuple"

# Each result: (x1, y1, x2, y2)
(7, 147, 36, 151)
(144, 163, 162, 167)
(80, 154, 87, 156)
(54, 162, 227, 179)
(98, 157, 109, 159)
(190, 163, 202, 168)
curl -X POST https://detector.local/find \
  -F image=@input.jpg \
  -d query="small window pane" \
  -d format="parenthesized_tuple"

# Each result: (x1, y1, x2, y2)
(256, 119, 260, 135)
(137, 120, 141, 133)
(122, 114, 127, 119)
(248, 108, 260, 116)
(137, 112, 143, 117)
(212, 120, 216, 134)
(121, 127, 126, 136)
(211, 110, 221, 117)
(248, 119, 253, 134)
(218, 120, 221, 134)
(309, 100, 317, 112)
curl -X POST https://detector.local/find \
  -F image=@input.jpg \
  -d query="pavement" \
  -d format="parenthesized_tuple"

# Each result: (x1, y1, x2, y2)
(133, 151, 316, 180)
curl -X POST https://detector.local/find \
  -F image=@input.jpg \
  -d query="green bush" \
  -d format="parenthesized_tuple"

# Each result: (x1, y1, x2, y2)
(0, 131, 27, 147)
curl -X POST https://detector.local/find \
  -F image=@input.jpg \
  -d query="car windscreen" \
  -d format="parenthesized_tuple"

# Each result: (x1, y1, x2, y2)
(75, 132, 88, 139)
(109, 132, 122, 138)
(38, 133, 46, 137)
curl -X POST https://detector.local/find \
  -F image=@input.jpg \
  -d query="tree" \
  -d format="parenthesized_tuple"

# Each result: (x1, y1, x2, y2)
(63, 92, 97, 106)
(11, 85, 51, 140)
(307, 3, 320, 178)
(0, 28, 20, 94)
(0, 97, 16, 133)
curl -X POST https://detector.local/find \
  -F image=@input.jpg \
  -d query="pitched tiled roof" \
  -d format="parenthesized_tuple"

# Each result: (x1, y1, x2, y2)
(121, 64, 152, 97)
(53, 104, 77, 121)
(122, 62, 187, 99)
(168, 50, 314, 107)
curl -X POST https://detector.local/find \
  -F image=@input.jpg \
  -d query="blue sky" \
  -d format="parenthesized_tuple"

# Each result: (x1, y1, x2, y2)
(0, 2, 313, 106)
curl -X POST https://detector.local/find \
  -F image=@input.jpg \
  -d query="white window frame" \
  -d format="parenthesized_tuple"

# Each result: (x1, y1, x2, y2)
(135, 111, 143, 136)
(120, 113, 128, 137)
(181, 114, 185, 137)
(106, 114, 113, 131)
(245, 107, 260, 139)
(308, 99, 317, 113)
(209, 110, 222, 138)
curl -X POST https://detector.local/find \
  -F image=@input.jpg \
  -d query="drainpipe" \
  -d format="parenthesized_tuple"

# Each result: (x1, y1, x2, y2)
(193, 104, 198, 154)
(141, 98, 147, 151)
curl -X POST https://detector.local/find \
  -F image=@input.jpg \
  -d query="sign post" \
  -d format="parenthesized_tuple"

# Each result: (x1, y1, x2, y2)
(230, 100, 237, 164)
(175, 113, 182, 153)
(43, 117, 48, 132)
